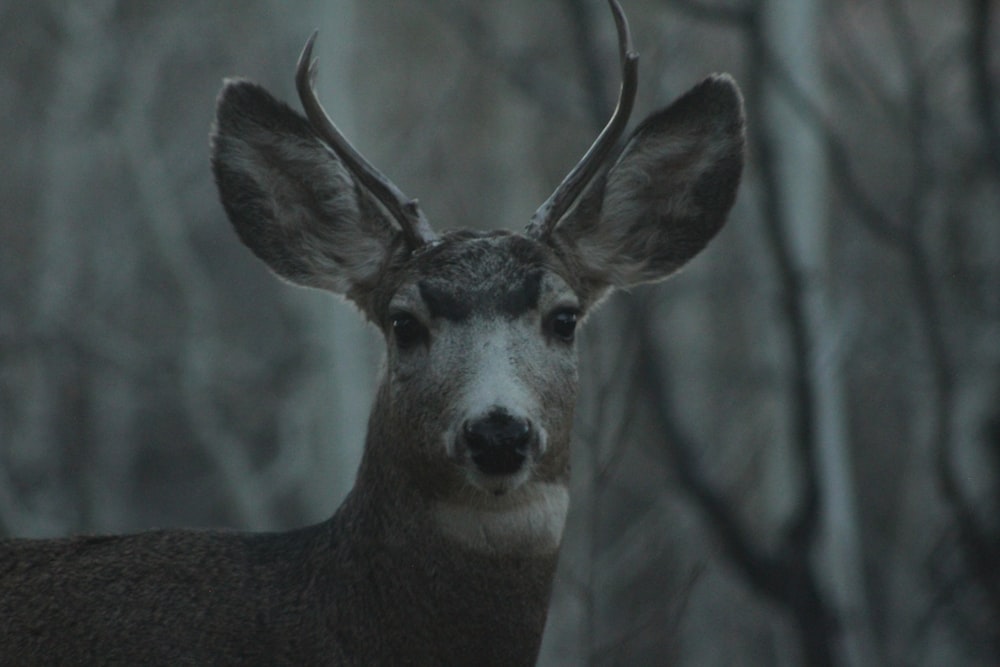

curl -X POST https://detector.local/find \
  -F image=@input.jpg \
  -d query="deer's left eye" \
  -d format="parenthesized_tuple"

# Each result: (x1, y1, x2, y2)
(546, 308, 579, 343)
(391, 312, 427, 350)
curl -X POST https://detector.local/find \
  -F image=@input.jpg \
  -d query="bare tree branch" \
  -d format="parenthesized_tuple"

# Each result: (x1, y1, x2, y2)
(883, 0, 1000, 627)
(119, 33, 277, 531)
(562, 0, 612, 131)
(663, 0, 752, 25)
(426, 0, 584, 122)
(969, 0, 1000, 178)
(744, 0, 822, 570)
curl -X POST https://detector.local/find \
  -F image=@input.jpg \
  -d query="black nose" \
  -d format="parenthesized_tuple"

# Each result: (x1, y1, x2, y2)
(462, 411, 533, 476)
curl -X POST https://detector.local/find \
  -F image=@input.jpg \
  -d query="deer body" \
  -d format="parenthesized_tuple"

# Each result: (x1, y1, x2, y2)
(2, 477, 558, 664)
(0, 2, 744, 663)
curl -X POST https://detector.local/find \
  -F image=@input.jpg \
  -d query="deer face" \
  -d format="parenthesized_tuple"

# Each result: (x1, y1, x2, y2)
(374, 232, 579, 498)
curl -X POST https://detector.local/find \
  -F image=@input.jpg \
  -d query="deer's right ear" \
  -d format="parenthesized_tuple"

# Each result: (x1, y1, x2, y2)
(210, 79, 399, 296)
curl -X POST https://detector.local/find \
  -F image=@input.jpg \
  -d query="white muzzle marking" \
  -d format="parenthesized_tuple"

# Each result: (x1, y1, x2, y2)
(433, 482, 569, 555)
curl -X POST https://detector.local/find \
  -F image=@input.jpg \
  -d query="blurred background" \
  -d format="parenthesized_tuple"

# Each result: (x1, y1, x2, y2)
(1, 0, 998, 664)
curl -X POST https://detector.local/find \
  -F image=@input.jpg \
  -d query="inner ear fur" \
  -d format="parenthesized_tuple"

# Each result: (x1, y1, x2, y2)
(211, 79, 399, 296)
(551, 74, 746, 290)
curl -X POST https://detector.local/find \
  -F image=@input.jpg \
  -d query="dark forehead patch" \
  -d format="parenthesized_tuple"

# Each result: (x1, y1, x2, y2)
(411, 233, 549, 322)
(419, 281, 473, 321)
(500, 270, 542, 317)
(419, 270, 543, 322)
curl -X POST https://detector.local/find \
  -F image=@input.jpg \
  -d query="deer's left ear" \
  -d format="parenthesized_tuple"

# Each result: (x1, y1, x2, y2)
(551, 75, 745, 289)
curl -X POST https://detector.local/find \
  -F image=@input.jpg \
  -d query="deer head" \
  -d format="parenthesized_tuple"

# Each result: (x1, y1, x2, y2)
(210, 0, 744, 555)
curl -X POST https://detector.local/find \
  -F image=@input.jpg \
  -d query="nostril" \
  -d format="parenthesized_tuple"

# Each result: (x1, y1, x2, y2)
(462, 412, 532, 476)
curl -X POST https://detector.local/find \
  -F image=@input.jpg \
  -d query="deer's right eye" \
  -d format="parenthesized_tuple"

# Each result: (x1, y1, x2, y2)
(546, 308, 579, 343)
(390, 313, 427, 350)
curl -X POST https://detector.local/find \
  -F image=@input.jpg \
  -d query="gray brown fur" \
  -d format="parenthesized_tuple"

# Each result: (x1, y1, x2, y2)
(0, 19, 745, 667)
(1, 489, 555, 664)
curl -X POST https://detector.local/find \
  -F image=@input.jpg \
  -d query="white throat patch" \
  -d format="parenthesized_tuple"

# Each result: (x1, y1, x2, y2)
(433, 482, 569, 556)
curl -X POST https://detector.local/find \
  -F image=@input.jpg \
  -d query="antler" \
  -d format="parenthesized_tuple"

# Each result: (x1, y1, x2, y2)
(525, 0, 639, 241)
(296, 33, 437, 250)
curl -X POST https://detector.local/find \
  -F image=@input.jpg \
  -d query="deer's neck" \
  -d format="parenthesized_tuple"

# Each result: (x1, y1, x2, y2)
(325, 479, 561, 665)
(330, 493, 559, 664)
(319, 392, 567, 664)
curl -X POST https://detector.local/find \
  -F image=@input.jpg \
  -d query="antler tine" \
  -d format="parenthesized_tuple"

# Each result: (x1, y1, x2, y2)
(295, 32, 437, 250)
(526, 0, 639, 241)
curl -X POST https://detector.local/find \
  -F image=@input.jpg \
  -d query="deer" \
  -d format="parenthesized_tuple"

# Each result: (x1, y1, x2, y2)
(0, 1, 743, 664)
